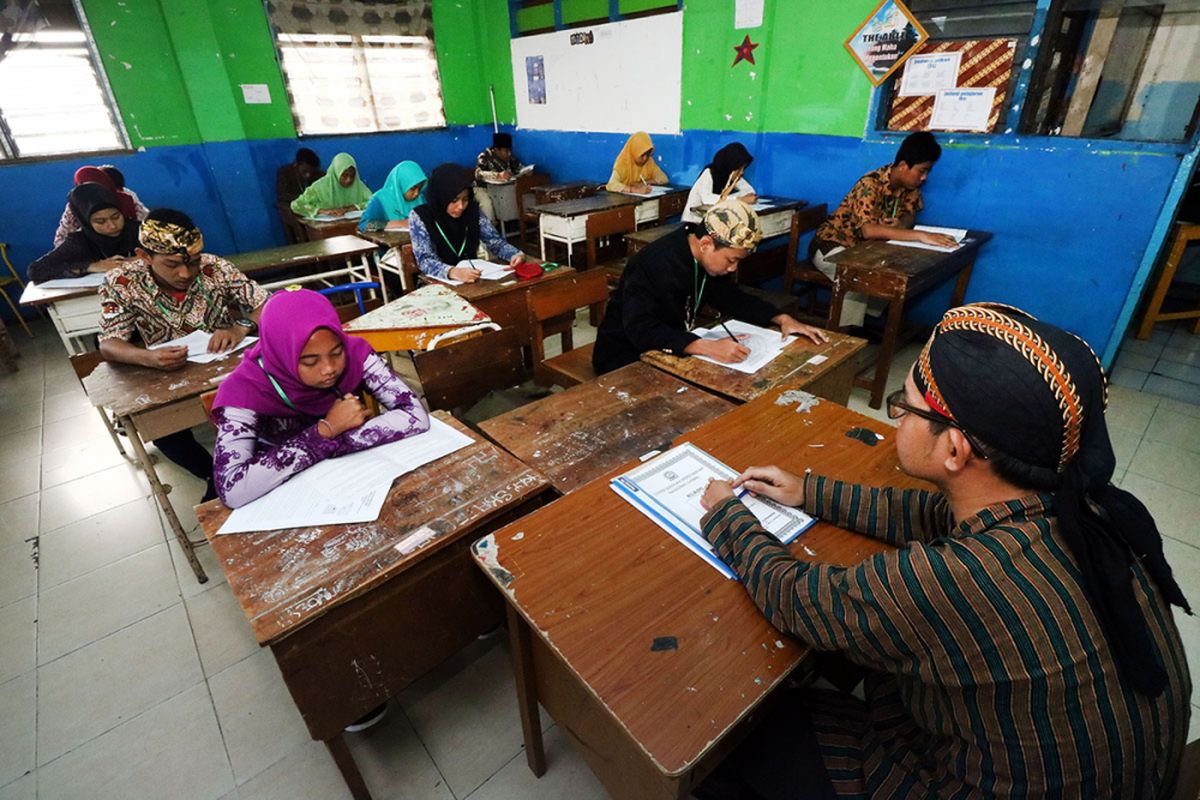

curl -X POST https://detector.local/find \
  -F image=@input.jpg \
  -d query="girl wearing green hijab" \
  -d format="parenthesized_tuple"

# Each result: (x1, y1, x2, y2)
(290, 152, 373, 218)
(359, 161, 427, 231)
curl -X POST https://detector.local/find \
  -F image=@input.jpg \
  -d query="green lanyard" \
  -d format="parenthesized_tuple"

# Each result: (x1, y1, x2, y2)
(687, 258, 708, 331)
(434, 221, 466, 259)
(258, 356, 298, 412)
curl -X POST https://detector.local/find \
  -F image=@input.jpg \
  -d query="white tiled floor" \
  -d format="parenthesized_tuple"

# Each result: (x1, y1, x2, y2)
(0, 317, 1197, 799)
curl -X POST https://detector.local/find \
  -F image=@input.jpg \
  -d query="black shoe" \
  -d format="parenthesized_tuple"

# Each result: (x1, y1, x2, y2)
(345, 703, 388, 733)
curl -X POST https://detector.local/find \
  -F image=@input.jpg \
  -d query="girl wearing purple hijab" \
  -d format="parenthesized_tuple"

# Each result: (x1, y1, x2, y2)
(211, 288, 429, 508)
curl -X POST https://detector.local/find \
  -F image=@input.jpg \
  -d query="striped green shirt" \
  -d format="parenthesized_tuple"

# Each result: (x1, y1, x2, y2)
(701, 475, 1191, 799)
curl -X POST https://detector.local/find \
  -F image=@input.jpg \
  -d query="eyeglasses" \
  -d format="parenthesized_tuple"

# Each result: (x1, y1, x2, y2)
(885, 389, 989, 458)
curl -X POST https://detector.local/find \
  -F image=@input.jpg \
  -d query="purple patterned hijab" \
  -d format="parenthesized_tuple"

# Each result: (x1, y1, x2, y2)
(213, 288, 374, 418)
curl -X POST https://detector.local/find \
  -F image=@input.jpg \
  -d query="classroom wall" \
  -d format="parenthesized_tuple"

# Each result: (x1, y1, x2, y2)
(1, 0, 1187, 366)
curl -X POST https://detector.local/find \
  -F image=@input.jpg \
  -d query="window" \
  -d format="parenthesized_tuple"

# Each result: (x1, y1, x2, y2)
(0, 0, 127, 160)
(1024, 0, 1200, 142)
(266, 1, 445, 135)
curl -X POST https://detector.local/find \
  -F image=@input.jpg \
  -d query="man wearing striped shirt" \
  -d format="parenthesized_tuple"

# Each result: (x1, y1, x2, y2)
(698, 303, 1191, 799)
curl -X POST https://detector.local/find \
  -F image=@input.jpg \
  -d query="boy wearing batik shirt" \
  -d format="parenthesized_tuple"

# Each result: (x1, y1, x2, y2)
(98, 208, 270, 500)
(473, 132, 524, 223)
(813, 131, 958, 327)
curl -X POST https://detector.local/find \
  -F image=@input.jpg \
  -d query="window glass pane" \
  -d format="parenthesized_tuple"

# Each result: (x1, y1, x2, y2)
(908, 0, 1038, 39)
(267, 1, 445, 136)
(1023, 0, 1200, 141)
(0, 23, 126, 159)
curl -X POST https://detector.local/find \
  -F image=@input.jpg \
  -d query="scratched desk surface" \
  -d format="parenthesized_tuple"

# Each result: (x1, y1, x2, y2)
(82, 356, 242, 417)
(479, 362, 733, 494)
(475, 389, 927, 781)
(197, 412, 549, 645)
(225, 235, 377, 274)
(356, 227, 411, 248)
(640, 328, 867, 403)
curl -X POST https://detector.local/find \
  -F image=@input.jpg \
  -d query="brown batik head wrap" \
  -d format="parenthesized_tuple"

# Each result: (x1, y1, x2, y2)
(913, 302, 1190, 697)
(139, 217, 204, 262)
(702, 199, 762, 251)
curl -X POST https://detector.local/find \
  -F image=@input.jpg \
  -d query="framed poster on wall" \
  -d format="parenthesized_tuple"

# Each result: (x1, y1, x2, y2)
(887, 38, 1018, 134)
(845, 0, 928, 87)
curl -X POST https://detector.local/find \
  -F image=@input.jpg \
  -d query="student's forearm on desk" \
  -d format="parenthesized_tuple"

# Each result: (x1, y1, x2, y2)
(212, 407, 340, 508)
(862, 223, 917, 241)
(408, 215, 451, 279)
(99, 337, 156, 368)
(800, 474, 952, 546)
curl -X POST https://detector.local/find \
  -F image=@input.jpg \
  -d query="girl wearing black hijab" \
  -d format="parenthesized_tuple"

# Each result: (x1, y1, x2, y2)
(29, 183, 140, 283)
(682, 142, 758, 223)
(408, 163, 527, 283)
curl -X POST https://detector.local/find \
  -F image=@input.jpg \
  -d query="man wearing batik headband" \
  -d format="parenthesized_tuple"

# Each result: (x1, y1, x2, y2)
(592, 198, 828, 374)
(694, 303, 1191, 800)
(99, 208, 270, 500)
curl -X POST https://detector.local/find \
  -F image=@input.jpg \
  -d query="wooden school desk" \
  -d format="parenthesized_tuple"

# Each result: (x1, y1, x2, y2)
(83, 356, 244, 583)
(297, 215, 361, 240)
(474, 387, 922, 800)
(640, 327, 867, 404)
(478, 362, 733, 494)
(356, 227, 414, 296)
(196, 413, 552, 800)
(225, 235, 378, 291)
(827, 230, 991, 409)
(534, 187, 689, 265)
(19, 280, 102, 356)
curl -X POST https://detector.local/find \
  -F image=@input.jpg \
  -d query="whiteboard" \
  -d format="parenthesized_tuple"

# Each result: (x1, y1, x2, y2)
(510, 13, 682, 135)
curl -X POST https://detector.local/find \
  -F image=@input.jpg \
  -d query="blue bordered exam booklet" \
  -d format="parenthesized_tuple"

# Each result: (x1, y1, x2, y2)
(610, 442, 815, 579)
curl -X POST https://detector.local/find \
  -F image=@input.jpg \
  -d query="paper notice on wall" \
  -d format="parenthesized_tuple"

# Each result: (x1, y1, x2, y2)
(735, 0, 764, 29)
(240, 84, 271, 104)
(526, 55, 547, 105)
(929, 87, 996, 132)
(898, 51, 962, 97)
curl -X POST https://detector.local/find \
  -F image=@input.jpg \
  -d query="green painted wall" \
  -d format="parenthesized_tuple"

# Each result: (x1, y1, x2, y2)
(680, 0, 877, 136)
(80, 0, 294, 147)
(434, 0, 515, 125)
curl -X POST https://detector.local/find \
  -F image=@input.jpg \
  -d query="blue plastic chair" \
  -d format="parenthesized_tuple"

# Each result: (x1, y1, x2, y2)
(315, 281, 381, 317)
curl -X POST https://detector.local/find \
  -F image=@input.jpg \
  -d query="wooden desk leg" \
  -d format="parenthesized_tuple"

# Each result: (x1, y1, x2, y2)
(1137, 229, 1189, 340)
(950, 260, 976, 307)
(122, 415, 209, 584)
(507, 604, 547, 777)
(827, 274, 847, 333)
(868, 296, 905, 409)
(325, 733, 373, 800)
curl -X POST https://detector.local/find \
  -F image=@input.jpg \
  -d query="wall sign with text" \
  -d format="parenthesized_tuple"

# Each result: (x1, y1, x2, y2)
(844, 0, 927, 87)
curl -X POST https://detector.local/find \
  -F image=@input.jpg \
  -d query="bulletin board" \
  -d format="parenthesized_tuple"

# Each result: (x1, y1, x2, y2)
(510, 12, 682, 135)
(887, 38, 1018, 134)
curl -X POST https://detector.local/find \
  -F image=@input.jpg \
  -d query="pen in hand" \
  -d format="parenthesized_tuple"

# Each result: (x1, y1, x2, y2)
(720, 321, 740, 343)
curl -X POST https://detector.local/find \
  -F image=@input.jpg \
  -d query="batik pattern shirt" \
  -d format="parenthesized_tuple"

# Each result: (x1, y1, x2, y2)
(98, 255, 269, 346)
(211, 353, 430, 508)
(407, 209, 520, 280)
(475, 147, 523, 185)
(815, 165, 923, 251)
(700, 475, 1191, 799)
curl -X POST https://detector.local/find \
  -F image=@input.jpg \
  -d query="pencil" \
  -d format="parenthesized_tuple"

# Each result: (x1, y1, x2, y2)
(720, 322, 739, 343)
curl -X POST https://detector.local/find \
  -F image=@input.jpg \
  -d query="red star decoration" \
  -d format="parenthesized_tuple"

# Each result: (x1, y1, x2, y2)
(731, 35, 759, 67)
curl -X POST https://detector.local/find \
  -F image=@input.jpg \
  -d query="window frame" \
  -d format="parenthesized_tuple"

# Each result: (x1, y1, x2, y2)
(865, 0, 1200, 154)
(0, 0, 131, 163)
(264, 5, 448, 139)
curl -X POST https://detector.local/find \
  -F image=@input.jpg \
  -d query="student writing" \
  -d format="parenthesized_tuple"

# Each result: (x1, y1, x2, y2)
(813, 131, 957, 327)
(359, 161, 427, 232)
(681, 142, 757, 224)
(98, 209, 270, 500)
(52, 165, 147, 248)
(592, 198, 827, 374)
(697, 304, 1191, 799)
(290, 152, 372, 219)
(474, 131, 524, 222)
(606, 131, 669, 194)
(409, 163, 527, 283)
(210, 288, 430, 509)
(29, 183, 139, 283)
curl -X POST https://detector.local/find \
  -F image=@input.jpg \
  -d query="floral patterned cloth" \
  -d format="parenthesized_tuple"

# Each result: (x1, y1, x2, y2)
(98, 255, 269, 346)
(815, 164, 923, 251)
(212, 352, 430, 508)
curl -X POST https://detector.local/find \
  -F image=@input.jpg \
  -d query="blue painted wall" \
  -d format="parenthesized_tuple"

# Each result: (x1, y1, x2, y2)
(2, 121, 1184, 363)
(507, 127, 1181, 354)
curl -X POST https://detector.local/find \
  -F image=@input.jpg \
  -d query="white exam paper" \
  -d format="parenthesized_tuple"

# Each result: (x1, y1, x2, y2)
(617, 184, 672, 198)
(36, 273, 107, 289)
(898, 52, 962, 97)
(692, 319, 791, 374)
(149, 330, 257, 363)
(929, 87, 996, 132)
(611, 443, 813, 578)
(217, 418, 473, 535)
(887, 224, 969, 253)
